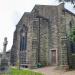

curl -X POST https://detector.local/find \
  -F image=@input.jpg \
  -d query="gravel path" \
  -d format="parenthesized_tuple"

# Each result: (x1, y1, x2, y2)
(33, 66, 75, 75)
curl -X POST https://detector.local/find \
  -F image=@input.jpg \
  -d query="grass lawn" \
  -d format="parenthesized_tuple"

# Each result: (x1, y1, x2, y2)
(1, 68, 44, 75)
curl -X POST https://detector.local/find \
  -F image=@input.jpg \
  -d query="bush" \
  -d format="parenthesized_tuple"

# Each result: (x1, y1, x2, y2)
(37, 63, 43, 68)
(70, 53, 75, 69)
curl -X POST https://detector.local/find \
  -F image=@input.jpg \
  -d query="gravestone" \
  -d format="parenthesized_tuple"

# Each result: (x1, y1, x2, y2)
(0, 37, 9, 73)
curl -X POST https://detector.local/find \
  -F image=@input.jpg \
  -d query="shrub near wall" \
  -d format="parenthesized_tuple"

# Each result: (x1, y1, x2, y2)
(71, 53, 75, 69)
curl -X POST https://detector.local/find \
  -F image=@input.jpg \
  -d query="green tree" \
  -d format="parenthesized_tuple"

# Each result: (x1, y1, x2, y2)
(69, 27, 75, 41)
(58, 0, 75, 4)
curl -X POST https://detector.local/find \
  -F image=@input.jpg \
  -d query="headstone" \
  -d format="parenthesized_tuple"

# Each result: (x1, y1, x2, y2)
(0, 37, 9, 73)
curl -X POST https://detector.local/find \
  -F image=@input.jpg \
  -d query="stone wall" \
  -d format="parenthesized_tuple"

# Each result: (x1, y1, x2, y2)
(40, 18, 49, 65)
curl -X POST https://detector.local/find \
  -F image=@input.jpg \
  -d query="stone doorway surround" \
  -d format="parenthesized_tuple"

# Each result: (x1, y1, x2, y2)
(49, 48, 58, 66)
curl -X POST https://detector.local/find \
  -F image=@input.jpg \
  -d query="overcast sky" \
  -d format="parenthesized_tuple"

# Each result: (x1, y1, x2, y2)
(0, 0, 61, 52)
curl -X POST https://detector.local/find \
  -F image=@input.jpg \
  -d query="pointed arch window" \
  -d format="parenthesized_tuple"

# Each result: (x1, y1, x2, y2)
(69, 21, 72, 30)
(20, 25, 28, 51)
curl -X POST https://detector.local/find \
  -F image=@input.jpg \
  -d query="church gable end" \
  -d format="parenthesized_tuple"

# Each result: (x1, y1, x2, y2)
(11, 3, 75, 69)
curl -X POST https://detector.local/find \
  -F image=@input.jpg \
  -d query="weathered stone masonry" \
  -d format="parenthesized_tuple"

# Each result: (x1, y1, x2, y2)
(11, 3, 75, 69)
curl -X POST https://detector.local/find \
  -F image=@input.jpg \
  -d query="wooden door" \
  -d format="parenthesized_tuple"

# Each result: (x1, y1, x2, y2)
(51, 50, 56, 65)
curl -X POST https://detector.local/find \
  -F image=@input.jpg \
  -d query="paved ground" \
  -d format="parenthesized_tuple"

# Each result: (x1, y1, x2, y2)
(33, 66, 75, 75)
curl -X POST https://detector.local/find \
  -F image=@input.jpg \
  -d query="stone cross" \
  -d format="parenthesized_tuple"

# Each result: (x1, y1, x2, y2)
(0, 37, 9, 73)
(3, 37, 8, 58)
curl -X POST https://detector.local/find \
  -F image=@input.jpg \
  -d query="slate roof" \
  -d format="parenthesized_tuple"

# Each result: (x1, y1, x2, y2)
(64, 8, 75, 16)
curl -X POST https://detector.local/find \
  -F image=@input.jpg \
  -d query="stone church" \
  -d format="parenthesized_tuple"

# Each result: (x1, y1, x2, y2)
(10, 3, 75, 69)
